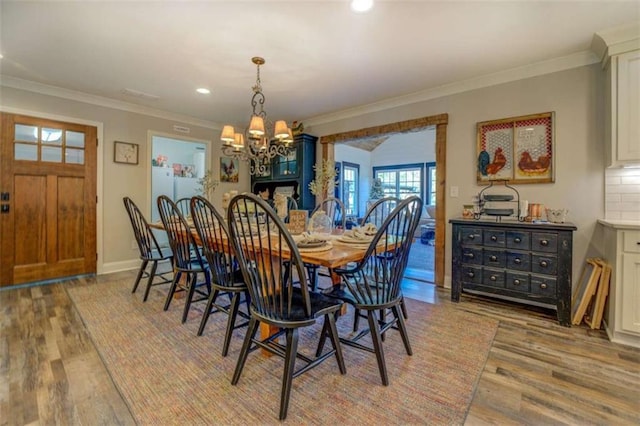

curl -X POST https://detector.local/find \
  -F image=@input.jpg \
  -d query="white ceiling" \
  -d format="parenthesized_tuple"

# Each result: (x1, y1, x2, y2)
(1, 1, 638, 129)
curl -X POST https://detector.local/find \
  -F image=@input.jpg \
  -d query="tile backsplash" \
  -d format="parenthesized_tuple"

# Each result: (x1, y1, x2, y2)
(605, 168, 640, 220)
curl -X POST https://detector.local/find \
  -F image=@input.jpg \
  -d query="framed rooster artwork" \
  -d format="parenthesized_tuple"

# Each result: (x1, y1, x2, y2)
(220, 157, 239, 183)
(477, 112, 554, 184)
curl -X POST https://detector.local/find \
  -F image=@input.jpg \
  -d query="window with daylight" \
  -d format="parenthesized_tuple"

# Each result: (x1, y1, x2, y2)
(426, 162, 436, 206)
(373, 163, 423, 201)
(342, 162, 359, 216)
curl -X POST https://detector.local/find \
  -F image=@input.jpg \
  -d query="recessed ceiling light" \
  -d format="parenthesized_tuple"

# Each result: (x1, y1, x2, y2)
(351, 0, 373, 13)
(196, 88, 210, 94)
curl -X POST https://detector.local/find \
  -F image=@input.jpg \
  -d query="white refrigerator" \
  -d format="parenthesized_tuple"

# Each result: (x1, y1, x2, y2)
(151, 166, 174, 222)
(173, 177, 200, 201)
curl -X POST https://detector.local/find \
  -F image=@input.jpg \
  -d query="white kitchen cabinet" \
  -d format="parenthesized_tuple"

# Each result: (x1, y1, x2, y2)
(601, 222, 640, 348)
(605, 49, 640, 167)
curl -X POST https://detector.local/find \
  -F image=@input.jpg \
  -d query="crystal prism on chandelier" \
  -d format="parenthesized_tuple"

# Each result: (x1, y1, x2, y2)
(220, 57, 293, 176)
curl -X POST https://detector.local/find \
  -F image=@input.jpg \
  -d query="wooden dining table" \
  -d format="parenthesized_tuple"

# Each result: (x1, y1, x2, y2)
(149, 218, 382, 343)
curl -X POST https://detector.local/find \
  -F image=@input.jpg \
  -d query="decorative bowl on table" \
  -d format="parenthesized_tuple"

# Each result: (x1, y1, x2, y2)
(545, 208, 568, 223)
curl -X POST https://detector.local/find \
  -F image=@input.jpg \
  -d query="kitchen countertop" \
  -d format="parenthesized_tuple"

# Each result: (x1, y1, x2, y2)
(598, 219, 640, 230)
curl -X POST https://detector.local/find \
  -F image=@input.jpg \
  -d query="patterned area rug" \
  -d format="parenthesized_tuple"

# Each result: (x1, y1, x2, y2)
(66, 278, 497, 425)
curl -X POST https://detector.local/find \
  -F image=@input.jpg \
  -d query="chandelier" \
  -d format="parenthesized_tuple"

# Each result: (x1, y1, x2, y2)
(220, 57, 293, 176)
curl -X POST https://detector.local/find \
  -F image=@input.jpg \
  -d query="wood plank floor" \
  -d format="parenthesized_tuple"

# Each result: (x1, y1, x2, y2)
(1, 271, 638, 425)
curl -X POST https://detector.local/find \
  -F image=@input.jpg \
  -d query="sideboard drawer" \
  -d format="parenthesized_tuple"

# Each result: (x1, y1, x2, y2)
(482, 268, 505, 288)
(461, 265, 482, 284)
(532, 254, 557, 275)
(483, 249, 506, 268)
(483, 230, 506, 247)
(461, 227, 483, 245)
(461, 247, 483, 265)
(506, 251, 531, 271)
(531, 275, 557, 297)
(505, 271, 530, 292)
(532, 232, 558, 253)
(507, 231, 531, 250)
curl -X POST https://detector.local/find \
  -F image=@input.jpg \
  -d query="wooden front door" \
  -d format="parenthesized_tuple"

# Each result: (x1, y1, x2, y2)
(0, 113, 97, 286)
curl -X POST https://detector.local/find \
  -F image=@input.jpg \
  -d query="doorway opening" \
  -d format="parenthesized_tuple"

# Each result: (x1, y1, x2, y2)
(320, 113, 448, 288)
(149, 133, 210, 245)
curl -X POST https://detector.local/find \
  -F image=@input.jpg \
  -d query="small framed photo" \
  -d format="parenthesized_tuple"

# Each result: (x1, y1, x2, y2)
(476, 112, 554, 184)
(114, 141, 139, 165)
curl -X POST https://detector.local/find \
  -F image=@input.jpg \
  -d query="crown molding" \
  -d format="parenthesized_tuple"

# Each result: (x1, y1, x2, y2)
(591, 21, 640, 68)
(1, 48, 601, 131)
(0, 75, 222, 130)
(305, 50, 599, 127)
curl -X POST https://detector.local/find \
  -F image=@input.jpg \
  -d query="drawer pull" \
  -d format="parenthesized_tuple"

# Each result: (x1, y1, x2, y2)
(490, 275, 497, 281)
(540, 260, 549, 267)
(489, 255, 497, 261)
(464, 253, 475, 259)
(490, 235, 498, 241)
(468, 234, 475, 240)
(540, 239, 549, 246)
(514, 237, 521, 243)
(540, 283, 547, 289)
(513, 279, 521, 285)
(467, 271, 475, 278)
(514, 258, 522, 264)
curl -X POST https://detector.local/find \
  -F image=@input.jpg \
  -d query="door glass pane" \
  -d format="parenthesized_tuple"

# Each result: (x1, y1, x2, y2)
(66, 148, 84, 164)
(66, 131, 85, 147)
(15, 143, 38, 160)
(42, 146, 62, 162)
(42, 128, 63, 144)
(15, 124, 38, 143)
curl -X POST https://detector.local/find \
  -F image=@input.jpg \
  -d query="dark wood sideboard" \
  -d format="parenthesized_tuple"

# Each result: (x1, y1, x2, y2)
(251, 133, 317, 211)
(450, 219, 577, 326)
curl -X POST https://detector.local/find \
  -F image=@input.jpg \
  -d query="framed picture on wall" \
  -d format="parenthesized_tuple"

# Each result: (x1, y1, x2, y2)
(114, 141, 139, 165)
(220, 157, 239, 182)
(476, 112, 554, 184)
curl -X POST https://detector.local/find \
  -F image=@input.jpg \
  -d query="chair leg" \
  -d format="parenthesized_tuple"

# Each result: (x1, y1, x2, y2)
(400, 297, 408, 319)
(163, 272, 181, 311)
(279, 328, 299, 421)
(315, 316, 330, 358)
(326, 313, 346, 375)
(353, 309, 361, 332)
(142, 260, 158, 302)
(182, 273, 197, 323)
(197, 289, 220, 336)
(221, 293, 241, 357)
(232, 317, 259, 385)
(380, 308, 387, 342)
(306, 265, 318, 291)
(132, 259, 148, 294)
(392, 305, 412, 356)
(367, 310, 389, 386)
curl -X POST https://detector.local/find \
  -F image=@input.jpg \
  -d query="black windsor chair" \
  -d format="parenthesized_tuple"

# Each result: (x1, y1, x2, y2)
(157, 195, 211, 323)
(351, 196, 406, 332)
(190, 196, 251, 356)
(123, 197, 173, 301)
(227, 193, 346, 421)
(320, 195, 423, 386)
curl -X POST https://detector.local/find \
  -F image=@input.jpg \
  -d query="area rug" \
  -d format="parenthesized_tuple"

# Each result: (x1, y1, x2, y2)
(66, 278, 497, 425)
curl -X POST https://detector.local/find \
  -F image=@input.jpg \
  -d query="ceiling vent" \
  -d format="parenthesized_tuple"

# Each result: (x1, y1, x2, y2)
(121, 88, 160, 101)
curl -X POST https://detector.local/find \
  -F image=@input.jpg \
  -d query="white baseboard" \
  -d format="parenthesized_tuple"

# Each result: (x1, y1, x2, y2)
(101, 259, 140, 275)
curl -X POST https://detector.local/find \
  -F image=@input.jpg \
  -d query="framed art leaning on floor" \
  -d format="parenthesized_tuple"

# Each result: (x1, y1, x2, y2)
(477, 112, 554, 184)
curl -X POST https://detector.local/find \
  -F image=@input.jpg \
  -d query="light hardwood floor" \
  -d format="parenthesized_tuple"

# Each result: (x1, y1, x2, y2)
(1, 271, 638, 425)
